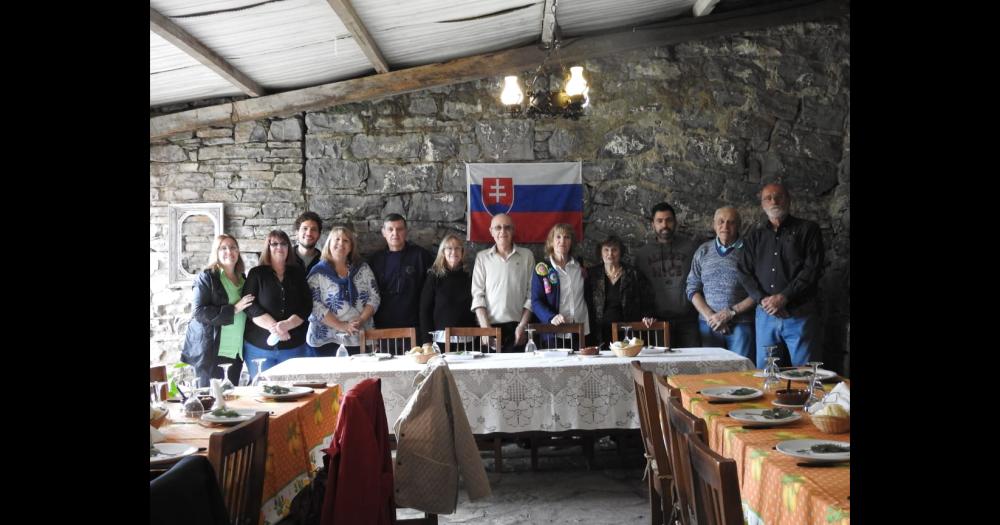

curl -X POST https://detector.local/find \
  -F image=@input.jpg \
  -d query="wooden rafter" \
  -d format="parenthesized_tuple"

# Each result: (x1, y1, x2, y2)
(324, 0, 390, 74)
(694, 0, 722, 17)
(151, 0, 846, 140)
(541, 0, 558, 45)
(149, 7, 264, 98)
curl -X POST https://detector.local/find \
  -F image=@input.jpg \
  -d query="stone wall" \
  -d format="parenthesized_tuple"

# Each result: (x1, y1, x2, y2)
(150, 17, 850, 371)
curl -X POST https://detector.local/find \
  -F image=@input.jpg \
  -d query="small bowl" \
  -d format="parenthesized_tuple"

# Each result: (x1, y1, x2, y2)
(611, 343, 643, 357)
(579, 346, 599, 356)
(775, 389, 810, 405)
(197, 395, 216, 410)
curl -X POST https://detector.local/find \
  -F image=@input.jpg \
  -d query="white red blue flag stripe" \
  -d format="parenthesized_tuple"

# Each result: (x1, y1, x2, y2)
(466, 162, 583, 243)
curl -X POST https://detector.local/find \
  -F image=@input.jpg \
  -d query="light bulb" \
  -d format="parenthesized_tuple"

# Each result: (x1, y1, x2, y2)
(500, 75, 524, 105)
(564, 66, 588, 97)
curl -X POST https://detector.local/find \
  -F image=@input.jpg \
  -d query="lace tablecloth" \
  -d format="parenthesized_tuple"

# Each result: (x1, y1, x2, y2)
(264, 348, 753, 434)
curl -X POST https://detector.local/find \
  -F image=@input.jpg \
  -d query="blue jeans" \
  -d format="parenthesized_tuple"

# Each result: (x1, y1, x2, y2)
(698, 320, 755, 361)
(754, 304, 819, 368)
(243, 341, 311, 379)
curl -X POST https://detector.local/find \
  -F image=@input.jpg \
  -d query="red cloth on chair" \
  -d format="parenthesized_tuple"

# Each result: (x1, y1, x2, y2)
(320, 378, 395, 525)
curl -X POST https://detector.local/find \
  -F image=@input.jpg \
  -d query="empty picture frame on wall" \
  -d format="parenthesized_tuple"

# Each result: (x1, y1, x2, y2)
(168, 203, 224, 288)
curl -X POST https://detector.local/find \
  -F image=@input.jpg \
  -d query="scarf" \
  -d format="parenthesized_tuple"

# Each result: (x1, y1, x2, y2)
(310, 260, 361, 307)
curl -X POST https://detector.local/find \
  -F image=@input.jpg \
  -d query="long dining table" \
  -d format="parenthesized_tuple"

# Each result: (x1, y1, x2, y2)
(667, 370, 850, 525)
(152, 385, 341, 525)
(263, 347, 753, 435)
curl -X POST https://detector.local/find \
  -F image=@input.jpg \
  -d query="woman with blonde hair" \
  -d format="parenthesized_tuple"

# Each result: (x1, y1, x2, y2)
(306, 226, 380, 356)
(181, 234, 255, 387)
(419, 233, 476, 344)
(242, 230, 312, 377)
(530, 224, 591, 343)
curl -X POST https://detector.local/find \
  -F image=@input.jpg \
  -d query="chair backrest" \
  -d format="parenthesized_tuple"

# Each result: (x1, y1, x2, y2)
(208, 412, 269, 525)
(665, 396, 708, 525)
(151, 455, 232, 525)
(444, 326, 501, 353)
(360, 327, 418, 355)
(151, 365, 168, 400)
(687, 436, 744, 525)
(527, 322, 585, 350)
(612, 321, 670, 348)
(629, 362, 672, 492)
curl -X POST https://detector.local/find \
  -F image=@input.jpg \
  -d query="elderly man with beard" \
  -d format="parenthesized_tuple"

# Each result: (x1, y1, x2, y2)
(737, 183, 825, 368)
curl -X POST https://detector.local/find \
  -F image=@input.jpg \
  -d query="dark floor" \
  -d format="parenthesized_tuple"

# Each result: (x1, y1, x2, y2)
(397, 437, 653, 524)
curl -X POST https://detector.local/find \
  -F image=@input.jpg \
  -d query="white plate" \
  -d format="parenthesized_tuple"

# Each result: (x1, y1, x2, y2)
(774, 439, 850, 463)
(728, 408, 802, 427)
(772, 400, 807, 408)
(200, 408, 257, 425)
(257, 386, 314, 400)
(536, 348, 572, 357)
(150, 443, 198, 465)
(778, 368, 837, 382)
(443, 351, 481, 361)
(699, 386, 764, 401)
(639, 346, 669, 355)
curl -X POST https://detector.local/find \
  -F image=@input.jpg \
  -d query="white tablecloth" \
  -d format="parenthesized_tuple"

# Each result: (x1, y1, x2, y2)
(263, 348, 753, 434)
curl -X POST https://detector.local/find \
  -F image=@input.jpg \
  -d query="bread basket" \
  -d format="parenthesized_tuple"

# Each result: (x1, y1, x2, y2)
(610, 343, 643, 357)
(811, 414, 850, 434)
(150, 406, 169, 429)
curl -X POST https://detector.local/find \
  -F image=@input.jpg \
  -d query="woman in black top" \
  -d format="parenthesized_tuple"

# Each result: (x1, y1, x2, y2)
(419, 233, 476, 344)
(585, 235, 643, 346)
(242, 230, 312, 378)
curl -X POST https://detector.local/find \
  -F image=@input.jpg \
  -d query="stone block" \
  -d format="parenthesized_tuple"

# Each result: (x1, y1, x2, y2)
(198, 145, 268, 160)
(409, 96, 438, 116)
(684, 136, 744, 172)
(164, 188, 201, 201)
(150, 162, 199, 176)
(226, 204, 261, 219)
(305, 159, 367, 191)
(442, 100, 482, 120)
(422, 133, 456, 161)
(475, 120, 533, 160)
(307, 194, 384, 219)
(798, 97, 848, 132)
(440, 163, 467, 192)
(269, 148, 303, 159)
(235, 121, 268, 143)
(242, 189, 305, 203)
(165, 173, 214, 188)
(367, 163, 439, 193)
(409, 192, 466, 222)
(196, 128, 233, 138)
(306, 112, 364, 133)
(261, 202, 298, 219)
(272, 172, 301, 190)
(202, 137, 235, 146)
(306, 136, 348, 159)
(350, 134, 423, 159)
(598, 125, 654, 158)
(770, 124, 843, 162)
(274, 163, 303, 172)
(269, 118, 303, 141)
(458, 143, 480, 162)
(150, 144, 188, 163)
(548, 127, 582, 158)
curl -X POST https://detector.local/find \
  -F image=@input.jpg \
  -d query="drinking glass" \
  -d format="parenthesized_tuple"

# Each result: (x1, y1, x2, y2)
(335, 332, 350, 358)
(251, 358, 268, 387)
(182, 378, 206, 417)
(524, 327, 537, 354)
(803, 361, 826, 411)
(762, 357, 782, 394)
(218, 363, 236, 399)
(623, 325, 634, 342)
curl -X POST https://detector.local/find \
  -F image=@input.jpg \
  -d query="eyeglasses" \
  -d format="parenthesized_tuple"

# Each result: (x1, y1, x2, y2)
(269, 242, 289, 248)
(491, 224, 513, 231)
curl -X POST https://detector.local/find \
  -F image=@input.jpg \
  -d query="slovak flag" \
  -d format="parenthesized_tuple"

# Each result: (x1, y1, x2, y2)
(467, 162, 583, 243)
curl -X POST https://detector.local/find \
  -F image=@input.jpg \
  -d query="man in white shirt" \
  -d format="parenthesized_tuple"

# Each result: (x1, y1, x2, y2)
(471, 213, 535, 352)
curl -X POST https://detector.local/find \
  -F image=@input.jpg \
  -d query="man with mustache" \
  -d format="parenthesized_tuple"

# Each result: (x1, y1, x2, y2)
(737, 183, 825, 368)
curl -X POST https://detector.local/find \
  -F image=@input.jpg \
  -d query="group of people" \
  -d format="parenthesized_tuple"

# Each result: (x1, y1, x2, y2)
(181, 182, 823, 386)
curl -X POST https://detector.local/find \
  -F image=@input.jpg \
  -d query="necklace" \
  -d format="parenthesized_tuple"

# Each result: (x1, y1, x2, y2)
(605, 265, 622, 283)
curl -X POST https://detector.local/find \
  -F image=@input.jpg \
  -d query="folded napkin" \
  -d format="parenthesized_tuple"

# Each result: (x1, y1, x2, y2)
(210, 378, 227, 410)
(807, 381, 850, 415)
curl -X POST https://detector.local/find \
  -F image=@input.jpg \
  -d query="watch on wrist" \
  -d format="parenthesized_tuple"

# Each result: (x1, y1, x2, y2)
(729, 306, 738, 317)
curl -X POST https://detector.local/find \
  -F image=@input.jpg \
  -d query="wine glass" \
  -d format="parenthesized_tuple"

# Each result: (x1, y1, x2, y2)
(428, 331, 443, 353)
(183, 378, 206, 417)
(524, 327, 537, 354)
(762, 357, 782, 394)
(623, 325, 634, 343)
(803, 361, 826, 411)
(217, 363, 236, 399)
(335, 332, 350, 357)
(251, 358, 268, 387)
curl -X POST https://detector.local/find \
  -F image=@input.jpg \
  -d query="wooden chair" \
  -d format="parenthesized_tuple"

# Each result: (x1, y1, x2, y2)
(612, 321, 670, 348)
(360, 327, 418, 355)
(444, 326, 501, 353)
(687, 436, 744, 525)
(629, 362, 674, 525)
(527, 322, 585, 350)
(664, 396, 708, 525)
(208, 412, 269, 525)
(150, 364, 168, 401)
(151, 455, 232, 525)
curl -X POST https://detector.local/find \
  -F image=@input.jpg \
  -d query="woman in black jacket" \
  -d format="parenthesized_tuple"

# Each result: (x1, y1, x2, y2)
(242, 230, 312, 378)
(181, 234, 255, 387)
(419, 233, 476, 344)
(585, 235, 643, 346)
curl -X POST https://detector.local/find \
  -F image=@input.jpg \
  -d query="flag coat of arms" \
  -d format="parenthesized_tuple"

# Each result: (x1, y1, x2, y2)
(466, 162, 583, 243)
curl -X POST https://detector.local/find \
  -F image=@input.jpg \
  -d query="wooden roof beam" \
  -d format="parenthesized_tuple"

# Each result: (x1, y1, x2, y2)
(151, 0, 847, 140)
(541, 0, 558, 46)
(149, 7, 265, 98)
(694, 0, 722, 17)
(324, 0, 390, 74)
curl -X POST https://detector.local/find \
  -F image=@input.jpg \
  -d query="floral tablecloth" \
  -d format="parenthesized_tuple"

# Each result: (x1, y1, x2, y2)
(156, 385, 341, 525)
(667, 371, 850, 525)
(263, 348, 752, 434)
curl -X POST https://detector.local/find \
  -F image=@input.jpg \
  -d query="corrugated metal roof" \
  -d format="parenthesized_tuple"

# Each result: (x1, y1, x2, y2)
(150, 0, 699, 108)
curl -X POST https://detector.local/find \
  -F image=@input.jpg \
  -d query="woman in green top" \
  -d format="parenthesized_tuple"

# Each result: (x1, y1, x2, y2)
(181, 234, 255, 387)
